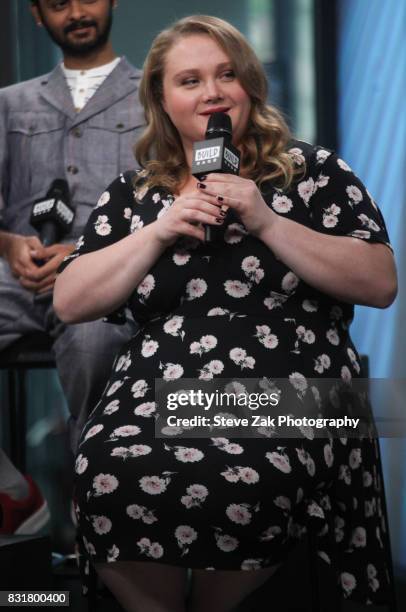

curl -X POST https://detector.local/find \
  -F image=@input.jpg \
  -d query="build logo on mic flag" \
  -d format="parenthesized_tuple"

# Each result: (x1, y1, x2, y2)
(224, 147, 239, 170)
(192, 138, 240, 176)
(195, 145, 221, 164)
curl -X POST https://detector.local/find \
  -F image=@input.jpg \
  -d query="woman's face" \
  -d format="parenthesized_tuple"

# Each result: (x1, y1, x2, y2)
(162, 34, 251, 157)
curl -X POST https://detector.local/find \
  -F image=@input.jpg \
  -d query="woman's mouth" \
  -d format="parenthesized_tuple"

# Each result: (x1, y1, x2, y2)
(199, 107, 231, 116)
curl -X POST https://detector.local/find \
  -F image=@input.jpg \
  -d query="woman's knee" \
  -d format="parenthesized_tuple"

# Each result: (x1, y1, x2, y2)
(187, 565, 280, 612)
(95, 561, 188, 612)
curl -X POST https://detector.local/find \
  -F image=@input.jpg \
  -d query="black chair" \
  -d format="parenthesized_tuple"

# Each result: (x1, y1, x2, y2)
(0, 332, 55, 472)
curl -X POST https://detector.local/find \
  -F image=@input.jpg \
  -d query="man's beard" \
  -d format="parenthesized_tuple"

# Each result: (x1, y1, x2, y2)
(40, 8, 113, 57)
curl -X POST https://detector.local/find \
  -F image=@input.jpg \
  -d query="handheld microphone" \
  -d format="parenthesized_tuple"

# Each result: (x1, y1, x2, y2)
(30, 179, 74, 247)
(191, 112, 240, 242)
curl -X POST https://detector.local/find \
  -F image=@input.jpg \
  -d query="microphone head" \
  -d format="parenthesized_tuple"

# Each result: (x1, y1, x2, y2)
(31, 178, 74, 243)
(47, 178, 70, 202)
(205, 112, 232, 140)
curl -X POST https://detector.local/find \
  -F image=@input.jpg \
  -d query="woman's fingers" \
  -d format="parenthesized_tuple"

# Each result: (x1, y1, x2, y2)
(172, 195, 224, 224)
(155, 191, 228, 245)
(180, 205, 224, 227)
(181, 193, 223, 212)
(198, 172, 242, 186)
(196, 182, 240, 208)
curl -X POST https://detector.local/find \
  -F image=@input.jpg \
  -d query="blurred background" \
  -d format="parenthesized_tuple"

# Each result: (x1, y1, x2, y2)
(0, 0, 405, 607)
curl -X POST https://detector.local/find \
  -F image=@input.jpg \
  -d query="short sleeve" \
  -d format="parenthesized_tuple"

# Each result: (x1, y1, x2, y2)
(57, 171, 136, 324)
(58, 171, 135, 273)
(305, 149, 392, 250)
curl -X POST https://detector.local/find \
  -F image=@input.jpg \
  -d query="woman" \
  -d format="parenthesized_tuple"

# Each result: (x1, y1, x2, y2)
(54, 15, 397, 612)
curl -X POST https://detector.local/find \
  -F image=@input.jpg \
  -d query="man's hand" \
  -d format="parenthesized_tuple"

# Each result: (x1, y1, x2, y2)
(21, 243, 76, 294)
(2, 233, 43, 279)
(3, 233, 75, 294)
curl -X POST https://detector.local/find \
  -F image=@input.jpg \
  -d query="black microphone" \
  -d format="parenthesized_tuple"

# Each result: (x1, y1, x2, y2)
(191, 112, 240, 242)
(30, 179, 74, 247)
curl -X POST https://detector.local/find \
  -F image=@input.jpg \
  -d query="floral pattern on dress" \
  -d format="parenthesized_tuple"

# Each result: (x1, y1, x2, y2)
(59, 142, 394, 606)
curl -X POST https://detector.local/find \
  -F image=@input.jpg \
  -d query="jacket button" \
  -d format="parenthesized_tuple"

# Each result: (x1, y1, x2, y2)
(71, 127, 82, 137)
(116, 123, 125, 129)
(67, 165, 79, 175)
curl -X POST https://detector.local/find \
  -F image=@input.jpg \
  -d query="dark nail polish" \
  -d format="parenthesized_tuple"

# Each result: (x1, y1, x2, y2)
(216, 217, 223, 223)
(198, 175, 207, 181)
(217, 195, 224, 202)
(219, 210, 226, 217)
(197, 183, 206, 189)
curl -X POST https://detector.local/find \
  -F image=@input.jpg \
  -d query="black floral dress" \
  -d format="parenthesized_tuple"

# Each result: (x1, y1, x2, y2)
(60, 141, 394, 605)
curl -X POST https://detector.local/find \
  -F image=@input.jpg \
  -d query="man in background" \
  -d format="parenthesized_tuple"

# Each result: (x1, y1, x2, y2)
(0, 0, 143, 534)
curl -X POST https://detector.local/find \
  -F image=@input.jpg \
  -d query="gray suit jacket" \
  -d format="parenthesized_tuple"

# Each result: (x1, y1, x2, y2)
(0, 57, 144, 240)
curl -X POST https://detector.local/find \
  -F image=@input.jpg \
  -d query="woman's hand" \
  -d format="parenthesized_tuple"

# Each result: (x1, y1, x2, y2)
(196, 174, 275, 237)
(152, 189, 225, 246)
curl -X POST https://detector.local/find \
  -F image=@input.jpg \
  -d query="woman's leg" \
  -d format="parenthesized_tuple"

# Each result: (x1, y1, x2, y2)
(95, 560, 188, 612)
(188, 565, 280, 612)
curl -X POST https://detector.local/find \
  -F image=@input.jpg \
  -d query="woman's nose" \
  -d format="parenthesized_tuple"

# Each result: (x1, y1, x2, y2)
(202, 80, 224, 103)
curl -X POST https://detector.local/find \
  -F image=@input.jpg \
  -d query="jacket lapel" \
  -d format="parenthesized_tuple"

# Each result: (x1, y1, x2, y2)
(71, 58, 143, 127)
(38, 58, 142, 125)
(39, 65, 77, 120)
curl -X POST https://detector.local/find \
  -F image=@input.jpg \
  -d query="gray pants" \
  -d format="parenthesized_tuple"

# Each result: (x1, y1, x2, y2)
(0, 258, 136, 453)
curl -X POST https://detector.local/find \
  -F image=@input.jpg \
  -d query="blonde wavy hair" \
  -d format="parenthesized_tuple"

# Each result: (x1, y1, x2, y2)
(135, 15, 301, 193)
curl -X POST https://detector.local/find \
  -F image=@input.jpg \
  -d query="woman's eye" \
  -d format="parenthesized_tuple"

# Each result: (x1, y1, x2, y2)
(221, 70, 235, 80)
(181, 78, 199, 87)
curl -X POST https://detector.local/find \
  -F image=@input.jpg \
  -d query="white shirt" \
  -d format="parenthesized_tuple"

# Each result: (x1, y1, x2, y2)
(61, 57, 121, 112)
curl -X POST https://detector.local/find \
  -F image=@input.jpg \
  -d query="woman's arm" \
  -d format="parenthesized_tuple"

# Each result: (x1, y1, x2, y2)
(53, 223, 165, 323)
(196, 170, 398, 309)
(258, 213, 397, 308)
(54, 188, 223, 323)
